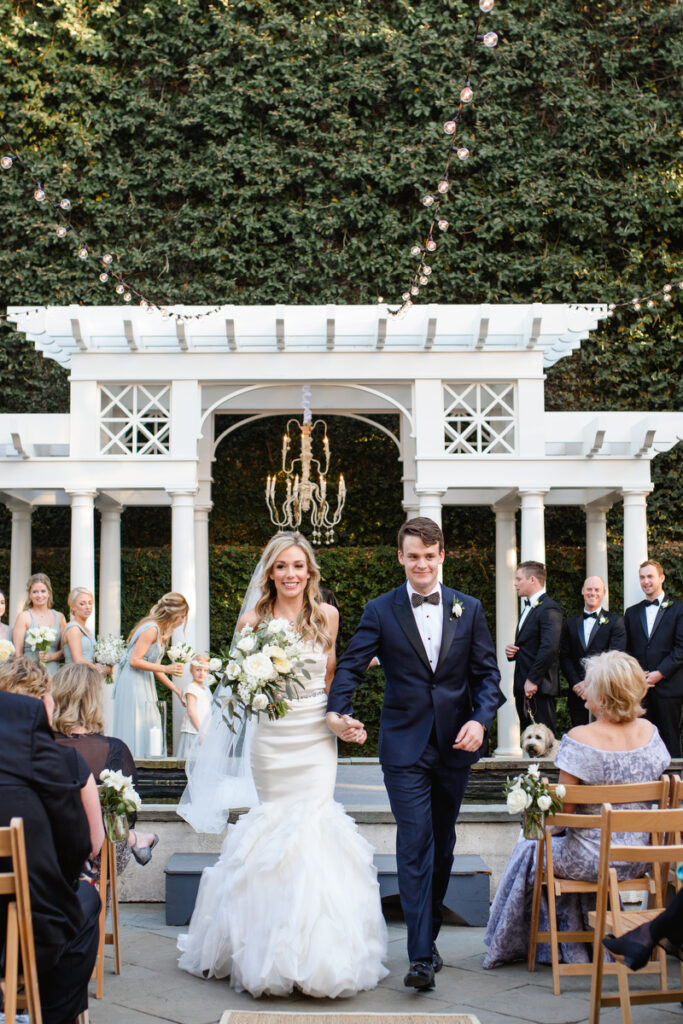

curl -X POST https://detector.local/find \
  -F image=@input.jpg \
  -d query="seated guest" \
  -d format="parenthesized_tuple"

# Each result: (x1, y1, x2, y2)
(0, 656, 103, 1024)
(603, 887, 683, 970)
(483, 650, 669, 969)
(560, 575, 626, 727)
(52, 663, 158, 866)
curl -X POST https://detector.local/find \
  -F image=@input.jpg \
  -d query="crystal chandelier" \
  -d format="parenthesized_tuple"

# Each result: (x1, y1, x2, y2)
(265, 387, 347, 545)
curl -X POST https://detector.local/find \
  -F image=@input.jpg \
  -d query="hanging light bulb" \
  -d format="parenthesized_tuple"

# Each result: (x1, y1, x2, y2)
(437, 176, 449, 194)
(115, 282, 125, 295)
(140, 299, 149, 310)
(663, 284, 672, 293)
(55, 224, 71, 238)
(646, 299, 655, 308)
(78, 244, 89, 260)
(444, 120, 457, 135)
(425, 238, 437, 252)
(437, 217, 449, 231)
(402, 292, 411, 301)
(482, 31, 499, 47)
(663, 292, 672, 302)
(422, 194, 435, 207)
(410, 244, 422, 256)
(632, 299, 641, 311)
(456, 146, 470, 160)
(460, 84, 474, 103)
(405, 299, 413, 307)
(123, 291, 132, 302)
(422, 265, 432, 275)
(59, 198, 71, 211)
(419, 275, 429, 285)
(479, 0, 495, 10)
(99, 271, 110, 283)
(608, 303, 616, 310)
(33, 186, 46, 202)
(1, 154, 17, 170)
(410, 284, 419, 296)
(101, 253, 113, 265)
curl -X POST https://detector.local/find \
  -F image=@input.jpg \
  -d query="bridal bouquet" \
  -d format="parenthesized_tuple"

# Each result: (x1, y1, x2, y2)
(99, 768, 142, 842)
(166, 641, 195, 664)
(24, 625, 58, 653)
(505, 763, 565, 840)
(94, 634, 126, 683)
(217, 618, 310, 733)
(0, 639, 15, 662)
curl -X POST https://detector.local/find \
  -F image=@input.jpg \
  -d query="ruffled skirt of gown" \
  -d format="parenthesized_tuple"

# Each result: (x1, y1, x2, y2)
(177, 689, 388, 997)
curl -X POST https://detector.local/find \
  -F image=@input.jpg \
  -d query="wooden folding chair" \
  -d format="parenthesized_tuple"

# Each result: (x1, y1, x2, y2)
(528, 776, 670, 995)
(589, 803, 683, 1024)
(92, 836, 122, 999)
(0, 818, 42, 1024)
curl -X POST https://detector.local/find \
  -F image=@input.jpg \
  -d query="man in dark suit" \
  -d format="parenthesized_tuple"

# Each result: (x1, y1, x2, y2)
(625, 559, 683, 757)
(560, 575, 627, 727)
(505, 560, 562, 733)
(327, 517, 502, 991)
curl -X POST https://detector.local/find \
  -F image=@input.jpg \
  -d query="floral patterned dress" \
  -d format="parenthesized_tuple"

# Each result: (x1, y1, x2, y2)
(483, 728, 670, 968)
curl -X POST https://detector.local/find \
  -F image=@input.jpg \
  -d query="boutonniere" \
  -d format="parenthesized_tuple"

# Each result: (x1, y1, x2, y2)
(599, 614, 609, 626)
(661, 599, 673, 610)
(531, 598, 542, 609)
(450, 598, 464, 621)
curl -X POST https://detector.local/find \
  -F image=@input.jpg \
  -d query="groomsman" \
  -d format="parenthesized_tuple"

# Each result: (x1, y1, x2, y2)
(625, 559, 683, 757)
(506, 561, 562, 733)
(560, 576, 627, 727)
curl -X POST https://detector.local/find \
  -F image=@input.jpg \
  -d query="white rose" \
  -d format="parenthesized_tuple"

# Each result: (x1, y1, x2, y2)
(262, 644, 286, 659)
(506, 787, 528, 815)
(242, 652, 276, 681)
(237, 634, 257, 653)
(105, 770, 129, 792)
(267, 618, 291, 634)
(555, 784, 567, 799)
(252, 693, 268, 711)
(537, 794, 552, 812)
(208, 657, 222, 672)
(226, 661, 241, 680)
(527, 763, 540, 777)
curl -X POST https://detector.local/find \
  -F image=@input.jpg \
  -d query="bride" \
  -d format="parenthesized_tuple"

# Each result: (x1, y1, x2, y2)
(177, 531, 388, 997)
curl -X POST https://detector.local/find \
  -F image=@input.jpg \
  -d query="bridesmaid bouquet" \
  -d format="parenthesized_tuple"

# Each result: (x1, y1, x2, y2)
(217, 618, 310, 733)
(99, 768, 142, 842)
(0, 639, 15, 662)
(24, 625, 58, 653)
(505, 763, 565, 840)
(94, 634, 126, 682)
(166, 641, 195, 664)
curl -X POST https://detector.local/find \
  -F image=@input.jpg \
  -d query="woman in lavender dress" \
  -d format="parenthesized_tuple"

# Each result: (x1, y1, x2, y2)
(483, 650, 670, 969)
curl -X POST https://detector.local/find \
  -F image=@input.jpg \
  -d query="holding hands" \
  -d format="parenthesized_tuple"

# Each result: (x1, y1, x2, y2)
(326, 712, 367, 745)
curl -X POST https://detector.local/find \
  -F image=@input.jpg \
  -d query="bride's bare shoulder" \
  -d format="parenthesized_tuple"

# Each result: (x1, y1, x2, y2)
(237, 609, 260, 631)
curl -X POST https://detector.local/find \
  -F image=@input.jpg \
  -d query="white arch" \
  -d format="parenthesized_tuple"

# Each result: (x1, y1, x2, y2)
(211, 410, 401, 458)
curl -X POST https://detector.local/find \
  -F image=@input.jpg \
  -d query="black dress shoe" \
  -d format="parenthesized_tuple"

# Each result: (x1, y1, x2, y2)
(432, 943, 443, 972)
(404, 959, 435, 990)
(602, 930, 654, 971)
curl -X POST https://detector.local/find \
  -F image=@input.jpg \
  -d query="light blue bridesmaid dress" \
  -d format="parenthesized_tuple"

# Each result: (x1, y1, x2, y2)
(25, 609, 62, 677)
(112, 623, 164, 757)
(62, 621, 95, 663)
(0, 623, 11, 642)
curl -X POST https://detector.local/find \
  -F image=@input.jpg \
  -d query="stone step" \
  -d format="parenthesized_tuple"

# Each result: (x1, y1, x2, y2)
(164, 851, 491, 927)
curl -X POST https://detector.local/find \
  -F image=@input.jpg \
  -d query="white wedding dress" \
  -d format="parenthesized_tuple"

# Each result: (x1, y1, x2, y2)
(177, 645, 388, 997)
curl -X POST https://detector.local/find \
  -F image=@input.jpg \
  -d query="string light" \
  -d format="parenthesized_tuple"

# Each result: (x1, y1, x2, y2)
(55, 224, 71, 238)
(78, 244, 89, 260)
(570, 278, 682, 318)
(58, 198, 71, 211)
(33, 186, 46, 202)
(460, 84, 474, 103)
(437, 218, 449, 231)
(482, 31, 499, 47)
(1, 155, 17, 170)
(456, 146, 470, 161)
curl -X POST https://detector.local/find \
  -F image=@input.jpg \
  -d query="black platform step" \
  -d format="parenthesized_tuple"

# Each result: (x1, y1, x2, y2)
(164, 851, 491, 927)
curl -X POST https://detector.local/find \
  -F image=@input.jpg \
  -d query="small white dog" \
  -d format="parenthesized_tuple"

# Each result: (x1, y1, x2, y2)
(521, 722, 560, 759)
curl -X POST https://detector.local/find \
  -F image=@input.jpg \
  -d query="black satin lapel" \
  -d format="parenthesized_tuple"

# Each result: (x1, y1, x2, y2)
(586, 618, 600, 648)
(649, 605, 666, 640)
(576, 617, 587, 650)
(640, 605, 649, 640)
(436, 598, 459, 672)
(393, 597, 431, 672)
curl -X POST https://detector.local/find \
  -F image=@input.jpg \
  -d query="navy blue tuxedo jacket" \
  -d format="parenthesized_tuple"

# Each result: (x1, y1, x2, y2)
(560, 609, 627, 690)
(327, 583, 503, 767)
(625, 598, 683, 698)
(509, 593, 562, 697)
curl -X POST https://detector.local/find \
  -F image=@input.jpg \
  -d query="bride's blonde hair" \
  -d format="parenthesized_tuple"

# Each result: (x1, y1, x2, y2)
(253, 532, 333, 651)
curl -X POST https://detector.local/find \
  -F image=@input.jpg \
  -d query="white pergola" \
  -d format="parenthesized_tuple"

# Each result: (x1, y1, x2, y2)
(3, 302, 682, 755)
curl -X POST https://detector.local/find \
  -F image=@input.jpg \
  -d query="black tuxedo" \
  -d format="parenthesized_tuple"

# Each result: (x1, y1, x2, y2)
(0, 691, 100, 1024)
(329, 582, 502, 962)
(560, 610, 627, 726)
(508, 592, 562, 732)
(625, 596, 683, 756)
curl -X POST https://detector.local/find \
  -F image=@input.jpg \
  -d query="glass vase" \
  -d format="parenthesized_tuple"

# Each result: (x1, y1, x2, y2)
(103, 810, 129, 844)
(522, 808, 546, 841)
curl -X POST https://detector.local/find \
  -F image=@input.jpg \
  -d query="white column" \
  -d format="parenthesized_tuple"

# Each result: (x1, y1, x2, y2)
(194, 504, 211, 655)
(622, 489, 649, 610)
(8, 503, 32, 625)
(98, 506, 122, 636)
(169, 490, 197, 753)
(493, 503, 522, 756)
(519, 489, 547, 564)
(416, 489, 445, 528)
(68, 491, 97, 633)
(585, 503, 610, 608)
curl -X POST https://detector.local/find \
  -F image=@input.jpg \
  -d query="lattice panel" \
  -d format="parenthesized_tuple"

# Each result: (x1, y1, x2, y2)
(443, 382, 515, 454)
(99, 384, 171, 455)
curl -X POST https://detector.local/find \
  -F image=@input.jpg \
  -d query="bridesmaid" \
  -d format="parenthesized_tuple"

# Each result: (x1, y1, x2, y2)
(62, 587, 110, 677)
(13, 573, 66, 677)
(0, 589, 11, 642)
(112, 592, 188, 757)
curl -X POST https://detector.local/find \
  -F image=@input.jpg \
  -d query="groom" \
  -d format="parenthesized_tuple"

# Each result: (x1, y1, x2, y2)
(327, 517, 502, 990)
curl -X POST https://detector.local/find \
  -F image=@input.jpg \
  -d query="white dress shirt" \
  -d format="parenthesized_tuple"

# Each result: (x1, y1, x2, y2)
(407, 582, 443, 670)
(645, 594, 664, 637)
(518, 589, 546, 632)
(583, 608, 601, 646)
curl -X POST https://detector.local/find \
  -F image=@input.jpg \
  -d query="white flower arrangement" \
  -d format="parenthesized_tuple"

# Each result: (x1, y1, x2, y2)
(0, 639, 15, 662)
(504, 763, 565, 839)
(166, 641, 195, 664)
(99, 769, 142, 816)
(24, 625, 58, 653)
(217, 618, 312, 733)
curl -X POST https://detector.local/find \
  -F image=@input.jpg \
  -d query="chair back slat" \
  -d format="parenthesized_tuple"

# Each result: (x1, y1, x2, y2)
(0, 875, 17, 895)
(553, 779, 669, 806)
(602, 806, 683, 833)
(0, 818, 43, 1024)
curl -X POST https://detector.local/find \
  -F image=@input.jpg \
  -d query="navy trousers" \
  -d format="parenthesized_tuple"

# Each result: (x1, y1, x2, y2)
(40, 880, 100, 1024)
(382, 735, 469, 962)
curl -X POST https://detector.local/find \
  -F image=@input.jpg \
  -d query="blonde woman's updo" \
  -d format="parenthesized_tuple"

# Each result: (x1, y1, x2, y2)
(582, 649, 648, 724)
(23, 572, 54, 610)
(51, 663, 105, 735)
(0, 655, 50, 699)
(254, 532, 333, 652)
(68, 587, 94, 616)
(127, 592, 190, 643)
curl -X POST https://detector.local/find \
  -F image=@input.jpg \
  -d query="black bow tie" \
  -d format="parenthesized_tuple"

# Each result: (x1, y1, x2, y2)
(523, 598, 531, 607)
(645, 599, 660, 607)
(583, 611, 598, 620)
(411, 591, 440, 608)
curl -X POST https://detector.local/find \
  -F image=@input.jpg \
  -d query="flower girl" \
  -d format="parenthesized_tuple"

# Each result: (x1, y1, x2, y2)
(176, 654, 214, 759)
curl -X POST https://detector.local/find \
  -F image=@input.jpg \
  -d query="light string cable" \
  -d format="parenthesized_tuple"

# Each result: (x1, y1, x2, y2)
(0, 130, 224, 322)
(570, 277, 683, 318)
(388, 0, 499, 319)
